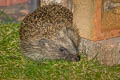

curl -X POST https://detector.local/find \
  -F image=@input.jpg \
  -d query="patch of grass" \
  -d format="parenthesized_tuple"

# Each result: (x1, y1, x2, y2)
(0, 22, 120, 80)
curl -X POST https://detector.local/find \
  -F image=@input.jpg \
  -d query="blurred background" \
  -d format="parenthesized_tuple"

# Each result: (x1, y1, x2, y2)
(0, 0, 72, 23)
(0, 0, 40, 22)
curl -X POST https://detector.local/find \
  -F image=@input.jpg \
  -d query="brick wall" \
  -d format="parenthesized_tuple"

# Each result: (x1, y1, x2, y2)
(0, 0, 28, 6)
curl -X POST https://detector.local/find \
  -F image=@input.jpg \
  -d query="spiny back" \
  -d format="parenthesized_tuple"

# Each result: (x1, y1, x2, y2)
(20, 4, 73, 41)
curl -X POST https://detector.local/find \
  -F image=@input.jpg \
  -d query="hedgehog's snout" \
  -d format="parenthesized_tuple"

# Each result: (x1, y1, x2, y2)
(74, 55, 80, 61)
(65, 54, 80, 62)
(71, 55, 80, 61)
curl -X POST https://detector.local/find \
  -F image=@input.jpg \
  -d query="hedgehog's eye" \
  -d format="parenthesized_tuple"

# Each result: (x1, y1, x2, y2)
(59, 47, 68, 54)
(59, 47, 65, 52)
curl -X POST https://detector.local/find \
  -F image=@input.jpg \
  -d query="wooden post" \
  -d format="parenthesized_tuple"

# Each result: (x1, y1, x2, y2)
(73, 0, 120, 41)
(73, 0, 120, 66)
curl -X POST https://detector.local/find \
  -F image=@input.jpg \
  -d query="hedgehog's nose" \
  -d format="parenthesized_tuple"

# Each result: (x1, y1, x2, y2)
(74, 55, 80, 61)
(66, 54, 80, 62)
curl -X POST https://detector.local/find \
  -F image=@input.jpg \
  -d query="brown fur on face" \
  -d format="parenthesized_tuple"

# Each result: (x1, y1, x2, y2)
(20, 4, 80, 61)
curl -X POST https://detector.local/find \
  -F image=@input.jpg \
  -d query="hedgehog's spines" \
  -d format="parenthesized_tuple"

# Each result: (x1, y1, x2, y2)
(20, 4, 74, 41)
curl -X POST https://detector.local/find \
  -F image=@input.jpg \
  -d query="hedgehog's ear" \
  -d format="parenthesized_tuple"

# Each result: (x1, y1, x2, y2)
(39, 39, 48, 47)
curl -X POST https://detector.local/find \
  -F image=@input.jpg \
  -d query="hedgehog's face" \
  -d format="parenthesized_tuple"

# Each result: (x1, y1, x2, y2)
(36, 38, 80, 61)
(30, 27, 80, 61)
(21, 27, 80, 61)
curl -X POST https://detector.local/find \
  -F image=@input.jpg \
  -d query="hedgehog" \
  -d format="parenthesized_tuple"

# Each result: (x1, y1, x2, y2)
(20, 4, 80, 61)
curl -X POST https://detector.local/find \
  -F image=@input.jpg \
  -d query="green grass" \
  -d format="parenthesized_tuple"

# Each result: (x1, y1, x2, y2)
(0, 22, 120, 80)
